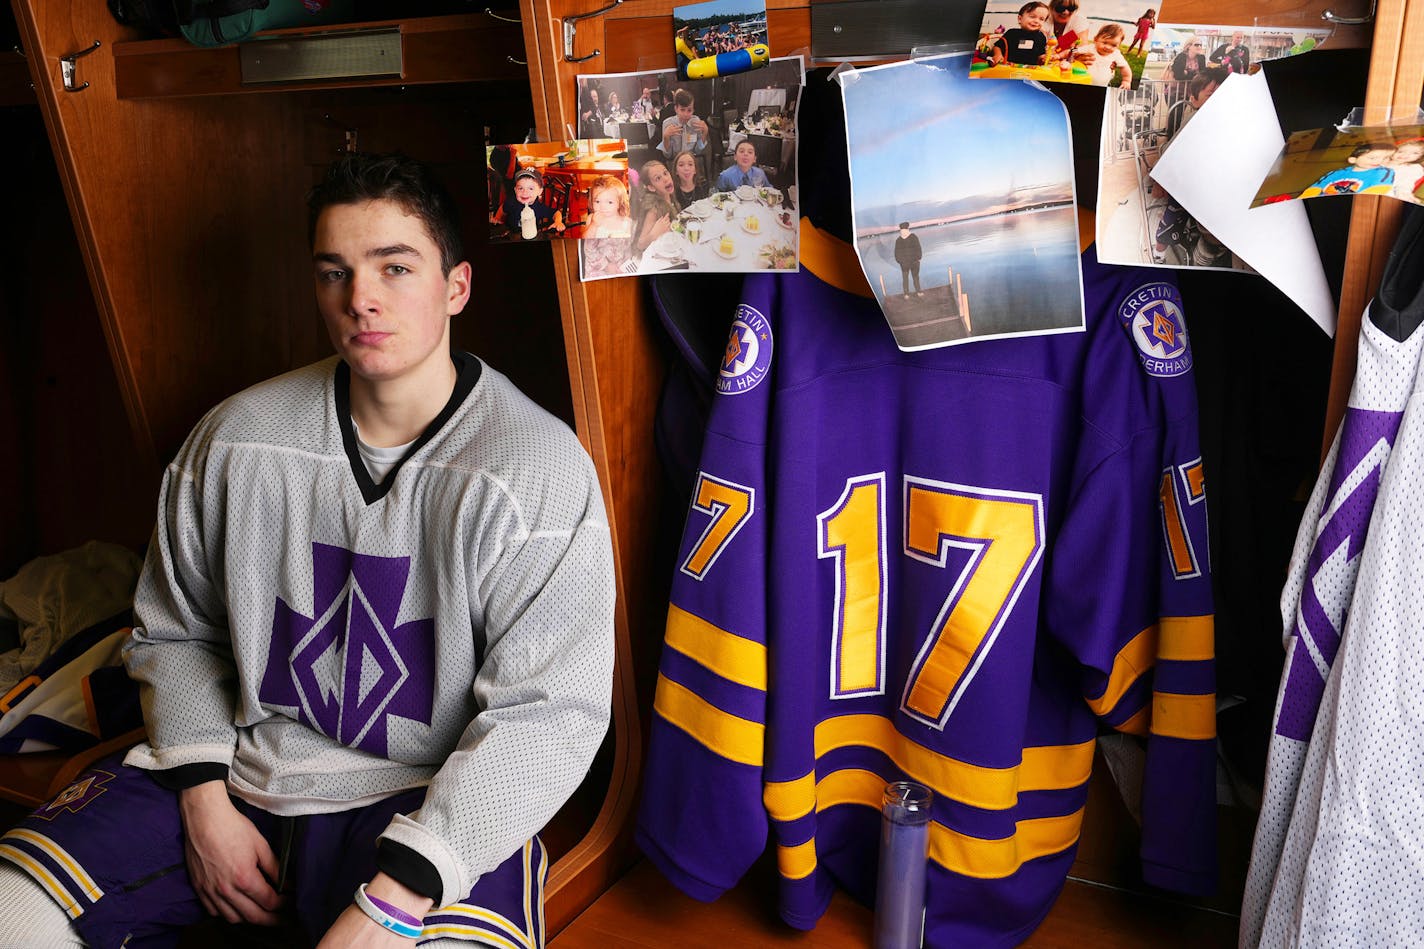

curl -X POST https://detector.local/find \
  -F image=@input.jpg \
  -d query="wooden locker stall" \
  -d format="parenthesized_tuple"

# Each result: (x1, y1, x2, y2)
(3, 0, 1418, 943)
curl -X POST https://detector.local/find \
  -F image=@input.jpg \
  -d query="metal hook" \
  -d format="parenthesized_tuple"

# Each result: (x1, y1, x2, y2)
(485, 7, 520, 23)
(562, 0, 624, 63)
(12, 44, 26, 60)
(508, 55, 527, 65)
(60, 40, 100, 93)
(1322, 0, 1375, 24)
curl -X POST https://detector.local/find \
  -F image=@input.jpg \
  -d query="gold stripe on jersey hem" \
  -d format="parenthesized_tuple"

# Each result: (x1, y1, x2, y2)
(1150, 692, 1216, 740)
(4, 829, 103, 901)
(811, 770, 1082, 879)
(1158, 615, 1215, 661)
(418, 925, 522, 948)
(654, 674, 764, 766)
(0, 843, 83, 918)
(665, 605, 768, 690)
(1086, 626, 1155, 717)
(762, 714, 1095, 812)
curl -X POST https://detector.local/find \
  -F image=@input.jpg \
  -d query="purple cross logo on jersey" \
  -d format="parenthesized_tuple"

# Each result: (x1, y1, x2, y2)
(717, 304, 773, 395)
(1119, 282, 1192, 377)
(259, 543, 435, 756)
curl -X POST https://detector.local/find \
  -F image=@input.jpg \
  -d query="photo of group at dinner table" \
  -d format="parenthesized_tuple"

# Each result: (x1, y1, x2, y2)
(972, 0, 1159, 88)
(577, 57, 804, 280)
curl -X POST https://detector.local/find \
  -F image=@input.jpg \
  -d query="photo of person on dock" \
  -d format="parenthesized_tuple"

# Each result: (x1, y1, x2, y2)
(839, 51, 1084, 350)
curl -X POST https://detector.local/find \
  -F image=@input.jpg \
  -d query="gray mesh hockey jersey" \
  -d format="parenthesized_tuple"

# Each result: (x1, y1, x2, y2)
(122, 354, 616, 906)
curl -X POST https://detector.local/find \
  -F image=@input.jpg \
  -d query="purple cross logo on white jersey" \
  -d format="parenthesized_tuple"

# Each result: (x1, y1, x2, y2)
(260, 543, 435, 755)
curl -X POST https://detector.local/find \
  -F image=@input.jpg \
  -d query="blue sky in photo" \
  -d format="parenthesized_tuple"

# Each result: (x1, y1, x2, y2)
(840, 54, 1074, 212)
(674, 0, 766, 23)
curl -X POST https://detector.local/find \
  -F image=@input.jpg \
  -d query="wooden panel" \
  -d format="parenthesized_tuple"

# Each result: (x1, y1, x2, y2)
(548, 856, 1239, 949)
(113, 14, 525, 99)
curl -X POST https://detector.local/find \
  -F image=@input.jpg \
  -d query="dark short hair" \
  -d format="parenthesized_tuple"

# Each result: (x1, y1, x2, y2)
(307, 152, 464, 274)
(899, 221, 910, 229)
(673, 88, 695, 109)
(1187, 66, 1228, 98)
(1352, 141, 1396, 156)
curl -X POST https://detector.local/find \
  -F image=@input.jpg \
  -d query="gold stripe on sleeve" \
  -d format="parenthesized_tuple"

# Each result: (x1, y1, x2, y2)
(777, 839, 818, 880)
(1151, 692, 1217, 740)
(764, 771, 817, 822)
(1086, 627, 1157, 716)
(1158, 615, 1215, 662)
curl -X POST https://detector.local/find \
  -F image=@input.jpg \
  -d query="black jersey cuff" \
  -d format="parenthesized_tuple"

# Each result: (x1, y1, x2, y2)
(148, 762, 230, 790)
(376, 839, 444, 902)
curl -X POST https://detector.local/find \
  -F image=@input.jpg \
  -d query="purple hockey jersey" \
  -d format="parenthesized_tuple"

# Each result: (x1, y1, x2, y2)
(636, 224, 1217, 948)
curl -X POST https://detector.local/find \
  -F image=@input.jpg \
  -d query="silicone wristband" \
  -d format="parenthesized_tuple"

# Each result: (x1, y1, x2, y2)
(354, 882, 424, 939)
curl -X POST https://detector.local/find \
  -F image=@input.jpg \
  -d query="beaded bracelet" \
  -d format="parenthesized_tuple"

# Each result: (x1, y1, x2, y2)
(354, 882, 425, 939)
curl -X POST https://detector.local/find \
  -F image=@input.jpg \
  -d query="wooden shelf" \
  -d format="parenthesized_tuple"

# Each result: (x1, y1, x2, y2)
(112, 12, 525, 99)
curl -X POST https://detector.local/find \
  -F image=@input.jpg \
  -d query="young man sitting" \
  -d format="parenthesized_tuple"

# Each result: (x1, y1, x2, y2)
(0, 152, 616, 949)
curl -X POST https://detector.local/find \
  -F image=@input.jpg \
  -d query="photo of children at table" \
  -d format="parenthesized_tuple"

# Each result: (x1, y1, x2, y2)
(575, 55, 803, 279)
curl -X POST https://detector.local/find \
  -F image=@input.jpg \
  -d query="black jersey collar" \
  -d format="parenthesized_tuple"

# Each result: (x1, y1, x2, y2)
(335, 351, 482, 505)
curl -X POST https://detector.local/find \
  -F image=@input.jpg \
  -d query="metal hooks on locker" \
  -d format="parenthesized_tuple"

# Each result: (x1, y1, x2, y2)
(1322, 0, 1376, 24)
(60, 41, 100, 93)
(561, 0, 623, 63)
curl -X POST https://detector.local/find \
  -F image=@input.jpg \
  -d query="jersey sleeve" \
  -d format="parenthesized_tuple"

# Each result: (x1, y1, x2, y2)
(122, 417, 243, 775)
(636, 306, 776, 902)
(377, 444, 616, 907)
(1043, 281, 1217, 897)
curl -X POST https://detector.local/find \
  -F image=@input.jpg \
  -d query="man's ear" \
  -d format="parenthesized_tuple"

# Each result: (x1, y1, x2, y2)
(447, 261, 473, 315)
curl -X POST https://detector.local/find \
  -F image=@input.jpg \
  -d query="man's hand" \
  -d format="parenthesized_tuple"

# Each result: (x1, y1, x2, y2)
(178, 781, 284, 926)
(316, 873, 435, 949)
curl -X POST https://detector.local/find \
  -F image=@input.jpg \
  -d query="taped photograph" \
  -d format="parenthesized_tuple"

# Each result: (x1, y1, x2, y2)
(841, 52, 1084, 350)
(971, 0, 1158, 88)
(577, 56, 804, 280)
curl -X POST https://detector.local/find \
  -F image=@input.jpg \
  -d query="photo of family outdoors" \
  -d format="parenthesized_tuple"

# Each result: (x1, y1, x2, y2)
(1253, 124, 1424, 207)
(576, 56, 804, 281)
(972, 0, 1161, 88)
(840, 52, 1084, 350)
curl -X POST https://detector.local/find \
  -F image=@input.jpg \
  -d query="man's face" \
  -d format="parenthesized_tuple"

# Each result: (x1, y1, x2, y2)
(735, 143, 756, 170)
(676, 103, 694, 123)
(312, 199, 469, 387)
